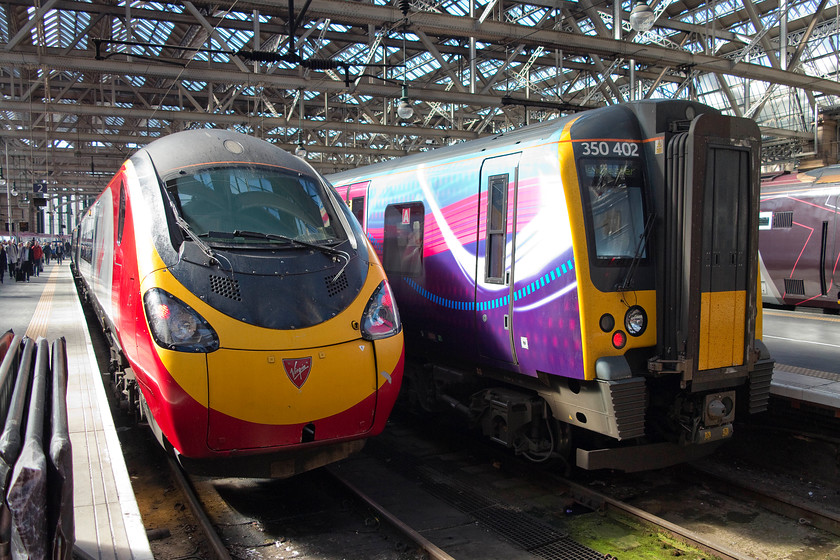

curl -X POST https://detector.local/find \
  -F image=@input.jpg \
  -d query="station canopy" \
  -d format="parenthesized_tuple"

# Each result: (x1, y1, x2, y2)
(1, 0, 839, 192)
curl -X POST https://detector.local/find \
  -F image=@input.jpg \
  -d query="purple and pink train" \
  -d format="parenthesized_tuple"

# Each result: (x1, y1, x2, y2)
(330, 100, 775, 472)
(760, 166, 840, 312)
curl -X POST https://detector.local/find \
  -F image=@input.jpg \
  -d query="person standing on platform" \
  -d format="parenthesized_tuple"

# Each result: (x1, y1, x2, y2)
(55, 241, 63, 265)
(6, 241, 18, 279)
(0, 243, 6, 284)
(44, 241, 52, 265)
(17, 242, 31, 282)
(32, 241, 43, 277)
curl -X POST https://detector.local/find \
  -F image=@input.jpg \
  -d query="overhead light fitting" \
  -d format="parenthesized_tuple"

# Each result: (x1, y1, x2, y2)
(397, 84, 414, 120)
(294, 143, 308, 158)
(629, 2, 655, 33)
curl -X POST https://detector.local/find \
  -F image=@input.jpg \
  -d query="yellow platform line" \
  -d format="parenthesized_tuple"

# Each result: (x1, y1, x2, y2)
(764, 309, 840, 323)
(25, 267, 61, 340)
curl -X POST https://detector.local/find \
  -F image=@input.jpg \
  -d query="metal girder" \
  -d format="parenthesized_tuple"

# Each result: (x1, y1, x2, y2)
(200, 0, 840, 96)
(0, 100, 482, 140)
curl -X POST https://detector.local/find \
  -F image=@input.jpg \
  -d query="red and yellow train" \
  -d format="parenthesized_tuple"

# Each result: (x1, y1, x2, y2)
(72, 129, 403, 477)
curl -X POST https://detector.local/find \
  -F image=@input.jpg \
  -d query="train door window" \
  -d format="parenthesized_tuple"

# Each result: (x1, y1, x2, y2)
(485, 174, 508, 283)
(117, 180, 126, 245)
(383, 203, 424, 276)
(351, 196, 365, 227)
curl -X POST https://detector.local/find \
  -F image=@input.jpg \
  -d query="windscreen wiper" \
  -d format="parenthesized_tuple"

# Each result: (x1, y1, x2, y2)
(164, 193, 217, 264)
(617, 212, 656, 292)
(232, 230, 351, 282)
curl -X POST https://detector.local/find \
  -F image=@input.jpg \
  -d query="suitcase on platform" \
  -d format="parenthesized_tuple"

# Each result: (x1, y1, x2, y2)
(15, 269, 24, 282)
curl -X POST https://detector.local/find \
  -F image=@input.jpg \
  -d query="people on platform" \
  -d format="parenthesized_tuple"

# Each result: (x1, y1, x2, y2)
(0, 238, 73, 284)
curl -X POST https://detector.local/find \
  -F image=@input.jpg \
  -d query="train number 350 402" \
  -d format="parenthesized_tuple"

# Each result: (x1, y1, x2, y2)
(579, 141, 639, 157)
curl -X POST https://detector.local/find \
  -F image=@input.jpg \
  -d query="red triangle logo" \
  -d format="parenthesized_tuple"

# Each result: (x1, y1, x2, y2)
(283, 357, 312, 389)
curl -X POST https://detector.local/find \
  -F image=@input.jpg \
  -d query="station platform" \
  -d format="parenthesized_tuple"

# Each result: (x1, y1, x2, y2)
(0, 261, 153, 560)
(770, 364, 840, 415)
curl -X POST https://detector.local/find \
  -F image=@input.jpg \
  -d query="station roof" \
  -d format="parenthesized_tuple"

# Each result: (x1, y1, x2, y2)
(1, 0, 839, 193)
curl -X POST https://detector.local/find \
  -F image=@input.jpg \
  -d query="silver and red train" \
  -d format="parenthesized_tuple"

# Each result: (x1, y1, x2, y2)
(72, 129, 404, 477)
(330, 99, 775, 472)
(760, 166, 840, 312)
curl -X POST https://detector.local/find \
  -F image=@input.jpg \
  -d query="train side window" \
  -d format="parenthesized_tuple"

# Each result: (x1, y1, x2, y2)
(351, 196, 365, 227)
(383, 203, 424, 277)
(117, 180, 126, 245)
(486, 174, 508, 283)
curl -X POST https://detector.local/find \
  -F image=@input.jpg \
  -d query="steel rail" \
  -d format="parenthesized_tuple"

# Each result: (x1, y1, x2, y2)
(166, 455, 233, 560)
(564, 479, 754, 560)
(327, 466, 457, 560)
(683, 463, 840, 537)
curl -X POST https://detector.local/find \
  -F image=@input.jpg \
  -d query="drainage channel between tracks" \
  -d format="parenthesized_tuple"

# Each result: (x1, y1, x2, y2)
(329, 438, 606, 560)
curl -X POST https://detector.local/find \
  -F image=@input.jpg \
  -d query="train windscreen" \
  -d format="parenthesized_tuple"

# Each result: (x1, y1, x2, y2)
(578, 158, 647, 261)
(165, 165, 342, 244)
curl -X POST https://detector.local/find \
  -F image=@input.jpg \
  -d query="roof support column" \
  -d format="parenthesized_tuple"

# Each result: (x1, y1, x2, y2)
(470, 0, 477, 95)
(780, 0, 788, 71)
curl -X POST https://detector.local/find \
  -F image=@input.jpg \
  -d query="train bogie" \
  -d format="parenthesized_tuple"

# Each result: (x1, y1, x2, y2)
(73, 129, 404, 478)
(330, 100, 773, 472)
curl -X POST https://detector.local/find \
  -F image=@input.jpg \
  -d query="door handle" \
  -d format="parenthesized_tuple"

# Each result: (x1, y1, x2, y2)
(820, 221, 829, 296)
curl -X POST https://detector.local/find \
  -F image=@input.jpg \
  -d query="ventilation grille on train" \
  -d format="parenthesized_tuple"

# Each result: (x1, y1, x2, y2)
(325, 272, 349, 297)
(609, 377, 647, 440)
(209, 275, 242, 301)
(773, 211, 793, 229)
(784, 278, 805, 296)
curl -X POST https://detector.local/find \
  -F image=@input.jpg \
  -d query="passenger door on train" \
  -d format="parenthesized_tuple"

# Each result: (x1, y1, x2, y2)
(831, 195, 839, 302)
(382, 202, 424, 278)
(821, 193, 838, 303)
(114, 179, 137, 357)
(339, 181, 369, 229)
(476, 153, 521, 365)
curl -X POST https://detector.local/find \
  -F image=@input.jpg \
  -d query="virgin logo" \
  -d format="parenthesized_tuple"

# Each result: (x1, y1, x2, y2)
(283, 357, 312, 389)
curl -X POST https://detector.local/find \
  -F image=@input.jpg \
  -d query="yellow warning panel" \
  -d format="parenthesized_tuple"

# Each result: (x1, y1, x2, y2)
(699, 290, 746, 370)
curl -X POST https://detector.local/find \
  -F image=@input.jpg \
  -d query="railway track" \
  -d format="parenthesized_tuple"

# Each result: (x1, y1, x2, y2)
(167, 449, 458, 560)
(138, 411, 840, 560)
(338, 412, 840, 560)
(167, 456, 232, 560)
(681, 462, 840, 537)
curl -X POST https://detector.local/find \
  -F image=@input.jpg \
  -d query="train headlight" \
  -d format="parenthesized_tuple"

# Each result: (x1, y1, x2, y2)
(361, 280, 402, 340)
(143, 288, 219, 352)
(624, 306, 647, 337)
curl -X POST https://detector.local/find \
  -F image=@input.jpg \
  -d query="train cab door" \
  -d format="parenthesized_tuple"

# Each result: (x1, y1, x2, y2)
(341, 181, 370, 230)
(476, 153, 521, 364)
(113, 179, 138, 359)
(809, 183, 839, 304)
(662, 112, 759, 378)
(829, 195, 839, 303)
